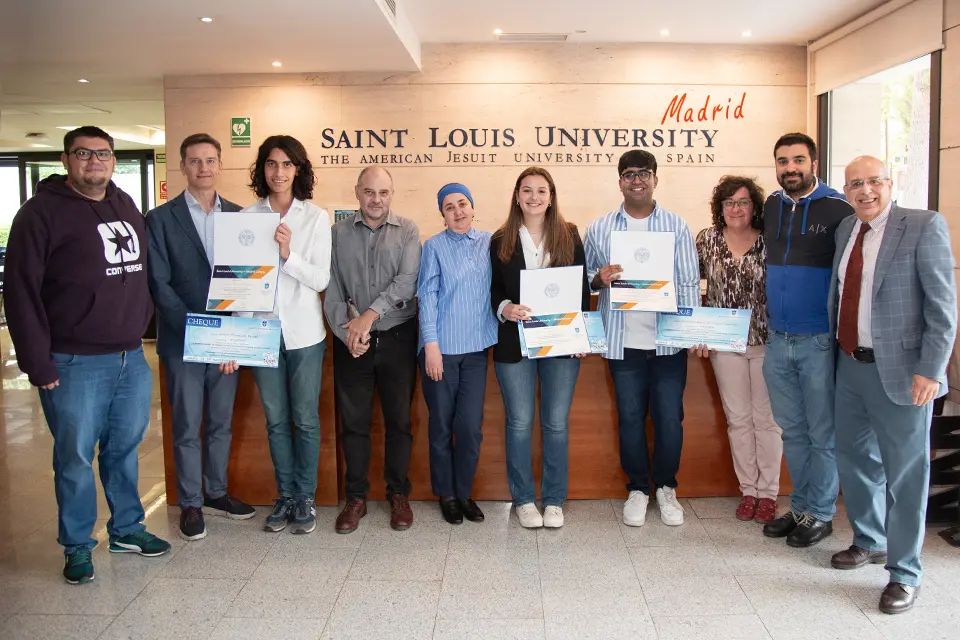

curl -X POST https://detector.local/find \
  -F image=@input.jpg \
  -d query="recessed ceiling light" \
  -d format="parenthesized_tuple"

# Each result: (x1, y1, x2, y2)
(493, 28, 503, 35)
(78, 78, 89, 83)
(660, 28, 670, 36)
(199, 17, 214, 23)
(272, 61, 282, 67)
(742, 29, 752, 37)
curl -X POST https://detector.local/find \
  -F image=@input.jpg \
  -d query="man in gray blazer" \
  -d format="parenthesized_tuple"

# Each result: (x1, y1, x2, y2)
(828, 156, 957, 614)
(146, 134, 255, 541)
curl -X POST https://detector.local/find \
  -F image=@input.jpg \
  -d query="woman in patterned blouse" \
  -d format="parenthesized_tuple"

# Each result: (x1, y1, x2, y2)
(694, 175, 782, 524)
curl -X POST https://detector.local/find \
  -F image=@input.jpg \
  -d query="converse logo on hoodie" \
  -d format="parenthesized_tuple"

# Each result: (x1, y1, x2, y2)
(98, 221, 144, 275)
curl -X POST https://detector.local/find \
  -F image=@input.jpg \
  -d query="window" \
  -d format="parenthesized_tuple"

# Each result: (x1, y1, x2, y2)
(827, 55, 931, 209)
(0, 161, 19, 247)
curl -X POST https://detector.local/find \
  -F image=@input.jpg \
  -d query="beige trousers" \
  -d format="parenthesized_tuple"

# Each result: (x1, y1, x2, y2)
(710, 345, 783, 499)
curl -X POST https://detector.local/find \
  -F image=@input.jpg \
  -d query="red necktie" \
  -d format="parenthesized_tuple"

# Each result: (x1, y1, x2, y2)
(838, 224, 870, 355)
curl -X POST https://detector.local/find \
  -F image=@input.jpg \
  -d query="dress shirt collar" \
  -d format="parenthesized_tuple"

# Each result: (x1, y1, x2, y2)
(616, 201, 661, 225)
(353, 210, 400, 229)
(443, 227, 478, 241)
(259, 196, 304, 217)
(184, 189, 221, 213)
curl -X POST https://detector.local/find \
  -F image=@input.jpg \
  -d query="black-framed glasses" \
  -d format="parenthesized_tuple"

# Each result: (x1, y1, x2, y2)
(721, 198, 753, 210)
(845, 176, 889, 191)
(70, 148, 114, 161)
(620, 169, 653, 183)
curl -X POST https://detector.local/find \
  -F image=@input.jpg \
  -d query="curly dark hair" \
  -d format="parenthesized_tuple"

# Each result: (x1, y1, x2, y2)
(249, 135, 316, 200)
(709, 175, 766, 230)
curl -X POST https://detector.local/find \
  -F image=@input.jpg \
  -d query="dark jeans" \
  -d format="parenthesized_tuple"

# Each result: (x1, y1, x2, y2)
(161, 356, 239, 508)
(334, 318, 417, 500)
(607, 349, 688, 494)
(419, 349, 488, 499)
(39, 347, 152, 554)
(252, 338, 325, 499)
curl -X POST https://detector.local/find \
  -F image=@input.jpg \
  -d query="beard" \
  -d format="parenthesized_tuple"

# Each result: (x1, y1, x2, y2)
(778, 170, 815, 197)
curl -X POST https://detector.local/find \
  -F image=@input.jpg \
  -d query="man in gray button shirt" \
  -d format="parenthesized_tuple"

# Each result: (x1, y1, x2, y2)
(146, 134, 256, 542)
(324, 166, 422, 533)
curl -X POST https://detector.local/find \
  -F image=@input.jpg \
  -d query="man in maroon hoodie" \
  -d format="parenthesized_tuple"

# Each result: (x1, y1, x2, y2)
(5, 126, 171, 585)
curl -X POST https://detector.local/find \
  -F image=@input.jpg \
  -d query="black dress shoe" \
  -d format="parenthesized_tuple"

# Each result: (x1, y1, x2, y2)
(879, 582, 918, 614)
(763, 511, 799, 538)
(459, 498, 485, 522)
(439, 496, 463, 524)
(831, 545, 887, 570)
(786, 514, 832, 548)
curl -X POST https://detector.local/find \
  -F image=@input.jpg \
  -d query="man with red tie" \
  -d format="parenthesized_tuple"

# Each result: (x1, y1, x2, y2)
(828, 156, 956, 614)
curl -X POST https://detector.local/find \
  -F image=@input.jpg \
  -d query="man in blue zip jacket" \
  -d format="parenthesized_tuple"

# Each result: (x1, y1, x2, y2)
(761, 133, 853, 547)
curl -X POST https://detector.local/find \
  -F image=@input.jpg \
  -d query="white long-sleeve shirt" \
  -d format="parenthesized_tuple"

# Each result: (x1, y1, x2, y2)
(240, 197, 332, 349)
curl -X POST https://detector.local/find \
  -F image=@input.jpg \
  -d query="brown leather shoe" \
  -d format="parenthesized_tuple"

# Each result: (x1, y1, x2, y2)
(335, 499, 367, 534)
(879, 582, 918, 614)
(390, 494, 413, 531)
(831, 545, 887, 570)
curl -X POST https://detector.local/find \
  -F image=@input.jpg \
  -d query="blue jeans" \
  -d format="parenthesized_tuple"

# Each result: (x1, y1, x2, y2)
(420, 350, 488, 499)
(607, 349, 688, 494)
(252, 338, 325, 499)
(762, 330, 838, 521)
(495, 357, 580, 507)
(38, 347, 152, 555)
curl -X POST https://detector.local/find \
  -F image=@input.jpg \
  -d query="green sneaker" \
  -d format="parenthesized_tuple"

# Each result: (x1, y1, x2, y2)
(63, 548, 95, 584)
(109, 530, 171, 557)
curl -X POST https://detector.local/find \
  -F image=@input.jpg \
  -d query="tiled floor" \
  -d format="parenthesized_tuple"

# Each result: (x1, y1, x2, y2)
(1, 327, 959, 639)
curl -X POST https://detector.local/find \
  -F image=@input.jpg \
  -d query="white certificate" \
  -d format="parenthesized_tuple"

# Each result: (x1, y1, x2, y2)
(206, 212, 281, 312)
(519, 265, 584, 316)
(609, 230, 677, 312)
(520, 312, 591, 358)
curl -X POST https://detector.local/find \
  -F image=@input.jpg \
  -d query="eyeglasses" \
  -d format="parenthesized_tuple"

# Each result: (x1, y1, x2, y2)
(721, 198, 753, 211)
(620, 169, 654, 183)
(70, 148, 114, 161)
(845, 176, 889, 190)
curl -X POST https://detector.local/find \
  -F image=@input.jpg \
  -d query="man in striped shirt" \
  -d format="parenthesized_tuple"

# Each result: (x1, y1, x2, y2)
(584, 150, 701, 528)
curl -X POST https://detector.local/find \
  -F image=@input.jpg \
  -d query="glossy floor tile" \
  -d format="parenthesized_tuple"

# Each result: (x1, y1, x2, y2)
(2, 329, 960, 639)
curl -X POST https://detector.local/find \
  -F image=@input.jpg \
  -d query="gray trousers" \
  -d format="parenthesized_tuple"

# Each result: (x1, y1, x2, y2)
(835, 353, 932, 587)
(161, 356, 239, 508)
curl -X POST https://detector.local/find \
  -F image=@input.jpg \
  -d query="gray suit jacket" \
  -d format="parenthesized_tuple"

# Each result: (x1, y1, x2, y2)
(146, 191, 243, 359)
(828, 204, 958, 405)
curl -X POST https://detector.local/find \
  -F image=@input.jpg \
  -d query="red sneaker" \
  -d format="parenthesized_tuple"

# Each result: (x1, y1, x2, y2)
(736, 496, 758, 521)
(755, 498, 778, 525)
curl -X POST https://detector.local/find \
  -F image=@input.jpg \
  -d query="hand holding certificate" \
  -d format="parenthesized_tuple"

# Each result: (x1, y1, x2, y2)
(655, 307, 752, 352)
(206, 212, 281, 312)
(609, 231, 678, 312)
(518, 266, 590, 358)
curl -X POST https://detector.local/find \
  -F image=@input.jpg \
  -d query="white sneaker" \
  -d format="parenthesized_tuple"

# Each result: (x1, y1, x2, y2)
(622, 490, 649, 526)
(516, 503, 543, 528)
(543, 506, 564, 528)
(656, 487, 685, 526)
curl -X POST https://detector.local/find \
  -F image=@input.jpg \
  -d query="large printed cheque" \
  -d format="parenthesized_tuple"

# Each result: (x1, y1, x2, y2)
(655, 307, 752, 352)
(519, 311, 608, 359)
(183, 313, 282, 368)
(206, 212, 280, 312)
(609, 230, 677, 312)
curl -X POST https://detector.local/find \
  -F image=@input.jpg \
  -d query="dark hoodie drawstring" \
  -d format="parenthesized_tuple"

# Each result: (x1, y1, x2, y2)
(776, 200, 785, 239)
(800, 199, 812, 236)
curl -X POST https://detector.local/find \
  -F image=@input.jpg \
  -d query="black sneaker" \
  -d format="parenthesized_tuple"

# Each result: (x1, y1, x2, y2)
(786, 513, 833, 548)
(290, 497, 317, 535)
(63, 548, 95, 585)
(179, 506, 207, 541)
(203, 494, 256, 520)
(265, 497, 295, 532)
(763, 511, 800, 538)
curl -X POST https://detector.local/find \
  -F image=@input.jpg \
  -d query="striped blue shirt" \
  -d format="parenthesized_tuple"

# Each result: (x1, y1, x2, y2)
(584, 203, 701, 359)
(418, 227, 499, 355)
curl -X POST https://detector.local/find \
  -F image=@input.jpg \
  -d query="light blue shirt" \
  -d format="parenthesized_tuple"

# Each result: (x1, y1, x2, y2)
(584, 203, 701, 359)
(183, 189, 222, 266)
(417, 227, 498, 355)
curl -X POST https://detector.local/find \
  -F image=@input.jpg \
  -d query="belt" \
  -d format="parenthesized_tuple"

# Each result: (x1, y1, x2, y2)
(849, 347, 875, 363)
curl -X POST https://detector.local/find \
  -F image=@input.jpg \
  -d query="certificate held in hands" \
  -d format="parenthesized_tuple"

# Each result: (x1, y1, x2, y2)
(609, 230, 677, 312)
(206, 212, 281, 312)
(183, 313, 282, 368)
(518, 265, 591, 358)
(655, 306, 752, 352)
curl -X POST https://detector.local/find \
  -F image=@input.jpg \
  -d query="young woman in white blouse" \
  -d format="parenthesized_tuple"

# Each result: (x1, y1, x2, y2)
(241, 135, 331, 534)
